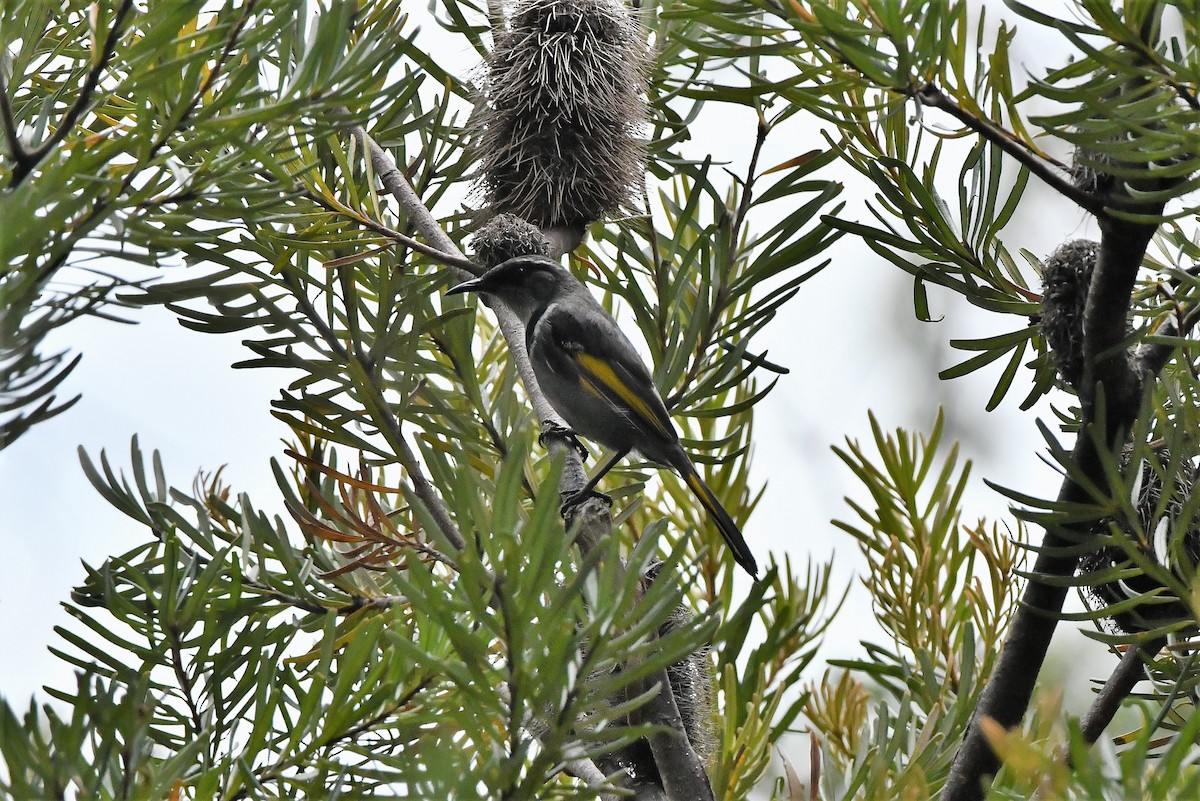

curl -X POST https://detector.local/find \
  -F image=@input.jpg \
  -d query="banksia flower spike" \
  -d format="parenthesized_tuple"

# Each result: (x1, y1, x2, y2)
(1079, 448, 1200, 634)
(474, 0, 650, 231)
(1040, 238, 1100, 391)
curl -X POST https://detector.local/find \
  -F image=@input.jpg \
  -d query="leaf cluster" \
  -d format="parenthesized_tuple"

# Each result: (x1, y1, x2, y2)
(1, 0, 401, 448)
(668, 0, 1200, 416)
(2, 436, 725, 798)
(788, 413, 1023, 798)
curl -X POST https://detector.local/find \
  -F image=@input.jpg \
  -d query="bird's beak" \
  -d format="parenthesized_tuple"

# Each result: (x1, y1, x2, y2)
(447, 277, 484, 296)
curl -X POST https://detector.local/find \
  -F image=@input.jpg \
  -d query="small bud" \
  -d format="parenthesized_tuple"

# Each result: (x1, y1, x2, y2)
(471, 213, 550, 268)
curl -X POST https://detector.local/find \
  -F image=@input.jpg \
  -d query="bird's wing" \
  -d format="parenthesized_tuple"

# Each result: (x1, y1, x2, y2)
(537, 305, 677, 443)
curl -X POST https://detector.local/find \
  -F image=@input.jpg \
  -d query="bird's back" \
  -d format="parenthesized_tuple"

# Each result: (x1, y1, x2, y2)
(528, 295, 681, 466)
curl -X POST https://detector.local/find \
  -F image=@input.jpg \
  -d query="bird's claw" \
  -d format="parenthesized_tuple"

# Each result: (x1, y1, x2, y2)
(539, 421, 589, 462)
(559, 488, 613, 517)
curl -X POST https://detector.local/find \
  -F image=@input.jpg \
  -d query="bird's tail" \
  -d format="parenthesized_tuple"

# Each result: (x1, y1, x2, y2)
(681, 467, 759, 579)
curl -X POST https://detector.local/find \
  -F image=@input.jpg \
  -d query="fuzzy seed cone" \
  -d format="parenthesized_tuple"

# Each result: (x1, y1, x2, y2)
(472, 213, 550, 268)
(1040, 239, 1098, 390)
(1079, 447, 1200, 634)
(474, 0, 649, 229)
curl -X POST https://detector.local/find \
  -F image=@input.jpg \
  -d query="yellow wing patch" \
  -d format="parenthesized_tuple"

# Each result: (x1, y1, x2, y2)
(684, 471, 718, 517)
(574, 352, 673, 439)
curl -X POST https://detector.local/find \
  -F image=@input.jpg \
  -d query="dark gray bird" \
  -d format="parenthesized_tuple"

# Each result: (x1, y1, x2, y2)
(448, 255, 759, 578)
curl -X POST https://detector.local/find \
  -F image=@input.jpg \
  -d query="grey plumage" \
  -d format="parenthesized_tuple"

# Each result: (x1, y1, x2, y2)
(448, 255, 759, 578)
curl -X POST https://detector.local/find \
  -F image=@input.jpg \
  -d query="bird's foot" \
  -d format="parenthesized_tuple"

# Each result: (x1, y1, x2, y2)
(559, 488, 613, 517)
(539, 421, 589, 461)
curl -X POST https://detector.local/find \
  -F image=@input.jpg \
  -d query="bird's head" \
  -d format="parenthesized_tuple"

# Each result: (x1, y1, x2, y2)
(447, 255, 574, 323)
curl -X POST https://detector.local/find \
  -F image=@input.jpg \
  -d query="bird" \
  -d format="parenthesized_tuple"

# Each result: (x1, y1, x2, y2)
(447, 254, 759, 578)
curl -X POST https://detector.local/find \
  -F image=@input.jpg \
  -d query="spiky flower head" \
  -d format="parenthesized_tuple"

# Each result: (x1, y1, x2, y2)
(1079, 447, 1200, 634)
(473, 0, 649, 229)
(471, 213, 550, 269)
(1040, 239, 1099, 390)
(1069, 144, 1118, 197)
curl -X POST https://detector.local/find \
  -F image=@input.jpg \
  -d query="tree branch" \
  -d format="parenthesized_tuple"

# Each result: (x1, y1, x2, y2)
(1081, 220, 1160, 414)
(934, 48, 1188, 798)
(941, 207, 1169, 801)
(915, 84, 1108, 218)
(1078, 640, 1162, 749)
(0, 70, 23, 167)
(644, 668, 717, 801)
(8, 0, 137, 186)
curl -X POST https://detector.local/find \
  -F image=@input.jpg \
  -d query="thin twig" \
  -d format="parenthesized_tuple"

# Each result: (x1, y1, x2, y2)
(168, 621, 206, 735)
(0, 71, 23, 165)
(1078, 639, 1163, 749)
(1123, 36, 1200, 111)
(493, 680, 622, 801)
(1132, 320, 1183, 379)
(143, 520, 389, 617)
(323, 677, 433, 747)
(304, 186, 479, 271)
(9, 0, 137, 186)
(228, 680, 434, 801)
(334, 593, 410, 614)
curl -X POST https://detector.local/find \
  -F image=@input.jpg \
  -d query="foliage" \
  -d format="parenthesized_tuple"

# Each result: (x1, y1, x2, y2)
(0, 0, 395, 448)
(7, 0, 1200, 799)
(659, 0, 1200, 798)
(798, 412, 1024, 799)
(3, 0, 838, 798)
